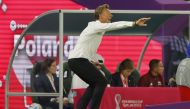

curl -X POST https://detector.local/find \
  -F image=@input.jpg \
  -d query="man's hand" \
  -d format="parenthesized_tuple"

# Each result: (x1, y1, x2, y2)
(55, 97, 69, 104)
(91, 61, 102, 70)
(63, 97, 69, 104)
(135, 17, 151, 26)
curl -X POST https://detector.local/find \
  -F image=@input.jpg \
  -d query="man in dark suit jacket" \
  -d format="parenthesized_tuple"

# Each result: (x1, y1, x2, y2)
(111, 58, 140, 87)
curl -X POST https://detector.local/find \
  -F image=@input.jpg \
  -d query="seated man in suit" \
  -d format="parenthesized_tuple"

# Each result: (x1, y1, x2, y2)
(138, 59, 164, 87)
(33, 58, 73, 109)
(111, 58, 140, 87)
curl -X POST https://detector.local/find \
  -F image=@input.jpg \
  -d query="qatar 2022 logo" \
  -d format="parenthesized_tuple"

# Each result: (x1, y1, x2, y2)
(114, 93, 143, 109)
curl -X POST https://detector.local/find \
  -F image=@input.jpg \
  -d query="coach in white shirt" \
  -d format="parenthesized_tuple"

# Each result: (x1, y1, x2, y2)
(68, 4, 150, 109)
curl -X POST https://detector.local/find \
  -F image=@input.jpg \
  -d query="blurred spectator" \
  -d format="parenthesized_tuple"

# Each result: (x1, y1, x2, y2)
(111, 58, 140, 87)
(163, 27, 189, 85)
(167, 27, 189, 87)
(138, 59, 164, 87)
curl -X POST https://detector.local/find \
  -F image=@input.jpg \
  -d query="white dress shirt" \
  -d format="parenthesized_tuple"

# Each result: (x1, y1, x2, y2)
(68, 20, 134, 60)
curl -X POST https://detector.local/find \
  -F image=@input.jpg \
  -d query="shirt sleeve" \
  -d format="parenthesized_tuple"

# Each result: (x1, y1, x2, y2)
(93, 21, 135, 32)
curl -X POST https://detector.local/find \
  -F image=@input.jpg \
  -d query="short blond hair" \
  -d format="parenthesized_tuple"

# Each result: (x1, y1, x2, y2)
(94, 4, 109, 20)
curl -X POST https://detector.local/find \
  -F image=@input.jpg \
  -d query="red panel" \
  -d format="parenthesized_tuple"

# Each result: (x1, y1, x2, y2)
(74, 87, 181, 109)
(179, 86, 190, 101)
(98, 36, 162, 75)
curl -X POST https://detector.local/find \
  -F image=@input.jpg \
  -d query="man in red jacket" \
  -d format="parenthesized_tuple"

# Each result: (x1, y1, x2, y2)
(138, 59, 164, 87)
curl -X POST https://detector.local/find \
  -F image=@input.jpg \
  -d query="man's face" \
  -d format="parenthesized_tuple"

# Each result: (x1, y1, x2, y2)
(99, 9, 112, 23)
(157, 61, 164, 75)
(153, 61, 164, 75)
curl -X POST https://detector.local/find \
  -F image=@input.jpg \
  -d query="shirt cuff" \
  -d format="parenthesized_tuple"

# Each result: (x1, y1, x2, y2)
(50, 98, 57, 102)
(133, 21, 136, 26)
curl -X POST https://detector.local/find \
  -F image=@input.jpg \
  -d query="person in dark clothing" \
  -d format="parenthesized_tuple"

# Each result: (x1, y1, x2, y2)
(114, 59, 140, 86)
(63, 62, 74, 96)
(33, 58, 73, 109)
(111, 58, 139, 87)
(138, 59, 164, 87)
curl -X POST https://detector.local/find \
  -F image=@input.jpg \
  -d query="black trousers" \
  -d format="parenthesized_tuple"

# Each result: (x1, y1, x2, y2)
(68, 58, 107, 109)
